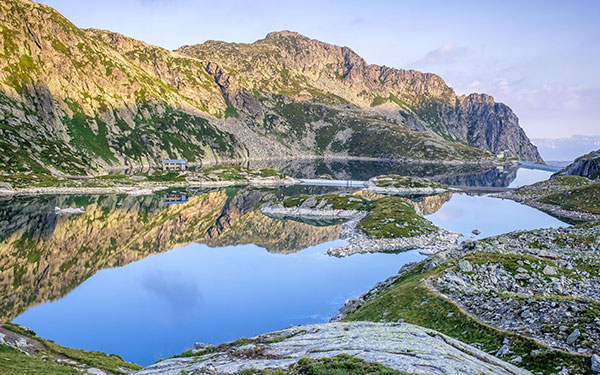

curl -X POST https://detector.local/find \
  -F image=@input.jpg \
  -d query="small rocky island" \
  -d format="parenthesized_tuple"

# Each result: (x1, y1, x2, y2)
(0, 165, 299, 196)
(261, 189, 460, 257)
(363, 174, 448, 196)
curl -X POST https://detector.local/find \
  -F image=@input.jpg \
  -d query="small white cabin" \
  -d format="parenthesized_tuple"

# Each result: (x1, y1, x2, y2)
(162, 159, 187, 172)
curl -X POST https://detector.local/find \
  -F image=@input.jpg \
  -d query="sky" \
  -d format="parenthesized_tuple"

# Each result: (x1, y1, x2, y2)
(39, 0, 600, 139)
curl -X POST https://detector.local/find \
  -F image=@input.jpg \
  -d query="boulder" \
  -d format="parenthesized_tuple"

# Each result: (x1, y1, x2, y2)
(592, 354, 600, 373)
(566, 329, 580, 345)
(542, 265, 558, 276)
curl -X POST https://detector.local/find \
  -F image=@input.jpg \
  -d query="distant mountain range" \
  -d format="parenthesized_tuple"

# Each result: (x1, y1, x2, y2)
(531, 135, 600, 162)
(0, 0, 542, 177)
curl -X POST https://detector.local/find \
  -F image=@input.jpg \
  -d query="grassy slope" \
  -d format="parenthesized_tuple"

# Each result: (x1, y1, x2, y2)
(512, 176, 600, 216)
(540, 183, 600, 215)
(358, 197, 437, 238)
(281, 193, 438, 239)
(342, 241, 594, 374)
(0, 324, 141, 375)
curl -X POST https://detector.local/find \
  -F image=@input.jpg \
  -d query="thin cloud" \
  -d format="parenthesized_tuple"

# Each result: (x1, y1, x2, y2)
(413, 43, 468, 66)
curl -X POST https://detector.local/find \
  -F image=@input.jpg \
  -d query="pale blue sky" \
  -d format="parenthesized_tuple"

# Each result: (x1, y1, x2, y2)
(40, 0, 600, 138)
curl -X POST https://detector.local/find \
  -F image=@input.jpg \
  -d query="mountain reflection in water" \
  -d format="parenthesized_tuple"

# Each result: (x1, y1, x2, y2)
(0, 186, 346, 322)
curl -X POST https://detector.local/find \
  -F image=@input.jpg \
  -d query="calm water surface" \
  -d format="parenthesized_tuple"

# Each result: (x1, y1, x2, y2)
(14, 242, 421, 365)
(4, 166, 566, 365)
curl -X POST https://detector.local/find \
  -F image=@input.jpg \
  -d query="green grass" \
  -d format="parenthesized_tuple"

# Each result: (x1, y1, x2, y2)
(282, 194, 372, 211)
(239, 354, 417, 375)
(516, 175, 593, 196)
(358, 197, 437, 238)
(62, 101, 117, 164)
(343, 263, 592, 374)
(259, 168, 279, 177)
(0, 345, 80, 375)
(0, 324, 141, 375)
(372, 175, 442, 189)
(224, 97, 239, 118)
(147, 172, 185, 182)
(540, 182, 600, 214)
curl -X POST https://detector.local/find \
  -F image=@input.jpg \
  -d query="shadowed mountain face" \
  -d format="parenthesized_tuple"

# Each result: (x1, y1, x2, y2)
(178, 31, 542, 163)
(0, 0, 540, 177)
(0, 188, 342, 321)
(554, 149, 600, 180)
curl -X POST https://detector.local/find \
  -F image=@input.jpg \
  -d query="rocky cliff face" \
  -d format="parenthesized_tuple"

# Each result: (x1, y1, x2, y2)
(179, 31, 543, 162)
(554, 149, 600, 180)
(0, 0, 541, 178)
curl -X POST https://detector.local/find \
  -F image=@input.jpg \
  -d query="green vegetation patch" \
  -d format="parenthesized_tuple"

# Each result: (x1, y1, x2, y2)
(517, 175, 593, 196)
(0, 323, 141, 375)
(0, 344, 80, 375)
(358, 197, 437, 238)
(372, 175, 442, 189)
(282, 194, 372, 211)
(239, 354, 416, 375)
(540, 182, 600, 215)
(202, 165, 283, 181)
(342, 263, 591, 374)
(62, 100, 117, 164)
(147, 172, 186, 182)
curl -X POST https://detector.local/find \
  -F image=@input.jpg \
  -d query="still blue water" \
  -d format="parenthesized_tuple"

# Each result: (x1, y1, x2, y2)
(10, 168, 568, 366)
(426, 194, 566, 241)
(13, 242, 424, 365)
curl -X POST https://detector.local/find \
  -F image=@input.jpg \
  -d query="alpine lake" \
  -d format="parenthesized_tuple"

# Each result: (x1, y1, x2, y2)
(1, 160, 568, 365)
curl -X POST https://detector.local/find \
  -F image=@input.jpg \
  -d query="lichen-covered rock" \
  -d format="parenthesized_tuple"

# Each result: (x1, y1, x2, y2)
(134, 322, 531, 375)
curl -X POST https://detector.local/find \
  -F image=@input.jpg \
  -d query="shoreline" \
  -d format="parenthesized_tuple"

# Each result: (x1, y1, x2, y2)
(494, 191, 600, 223)
(0, 177, 300, 197)
(260, 204, 460, 257)
(101, 155, 512, 172)
(329, 211, 460, 257)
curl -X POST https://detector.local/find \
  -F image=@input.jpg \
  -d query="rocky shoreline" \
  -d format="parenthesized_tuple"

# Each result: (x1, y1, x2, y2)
(0, 176, 300, 197)
(495, 190, 600, 223)
(260, 203, 460, 257)
(328, 211, 460, 257)
(332, 221, 600, 373)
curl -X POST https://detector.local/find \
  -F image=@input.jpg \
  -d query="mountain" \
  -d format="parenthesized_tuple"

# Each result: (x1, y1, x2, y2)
(178, 31, 542, 162)
(0, 0, 542, 177)
(554, 149, 600, 180)
(531, 135, 600, 162)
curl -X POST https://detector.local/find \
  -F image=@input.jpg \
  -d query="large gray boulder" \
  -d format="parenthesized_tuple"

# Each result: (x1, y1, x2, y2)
(135, 322, 531, 375)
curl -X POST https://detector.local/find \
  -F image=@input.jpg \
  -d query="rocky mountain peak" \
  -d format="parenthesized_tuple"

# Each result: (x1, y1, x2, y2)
(0, 0, 543, 177)
(264, 30, 308, 40)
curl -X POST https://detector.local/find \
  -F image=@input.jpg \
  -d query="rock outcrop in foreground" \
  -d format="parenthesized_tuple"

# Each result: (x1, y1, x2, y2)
(335, 222, 600, 374)
(135, 322, 531, 375)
